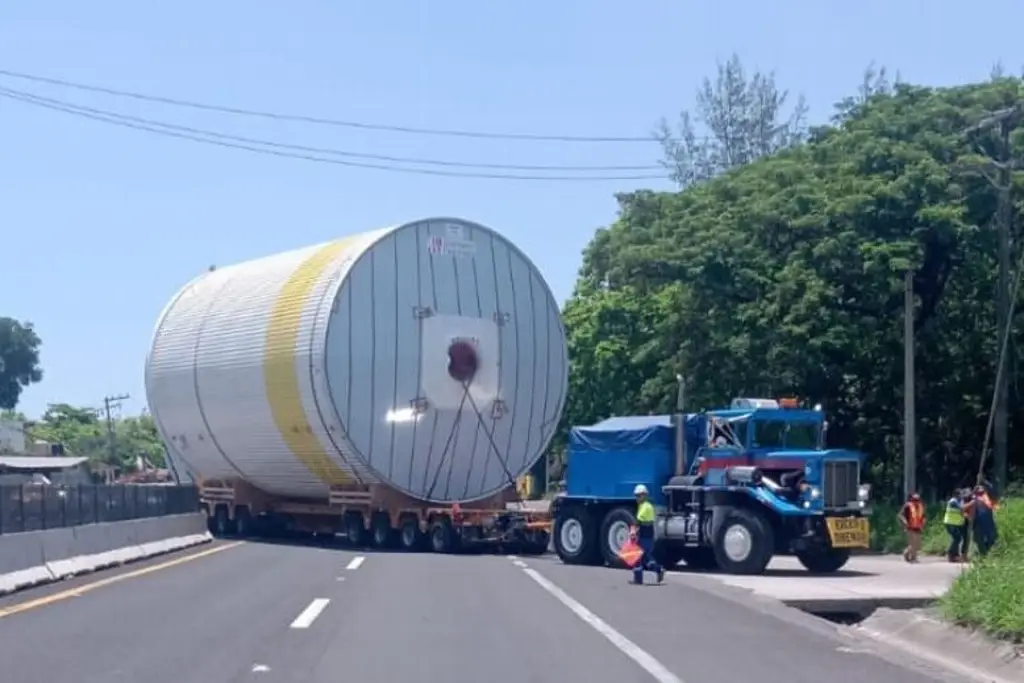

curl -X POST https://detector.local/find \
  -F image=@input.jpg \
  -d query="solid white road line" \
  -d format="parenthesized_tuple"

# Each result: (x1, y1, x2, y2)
(346, 556, 366, 570)
(521, 568, 684, 683)
(289, 598, 330, 629)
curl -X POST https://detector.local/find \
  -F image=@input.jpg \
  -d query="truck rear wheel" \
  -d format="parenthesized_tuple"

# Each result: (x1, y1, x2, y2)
(599, 508, 637, 568)
(553, 506, 599, 565)
(796, 548, 851, 574)
(712, 508, 773, 575)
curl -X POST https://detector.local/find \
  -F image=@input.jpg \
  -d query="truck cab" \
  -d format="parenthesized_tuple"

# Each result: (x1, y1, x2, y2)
(551, 397, 872, 575)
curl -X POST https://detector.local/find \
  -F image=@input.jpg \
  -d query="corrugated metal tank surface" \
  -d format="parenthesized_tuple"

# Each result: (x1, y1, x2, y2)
(145, 218, 568, 504)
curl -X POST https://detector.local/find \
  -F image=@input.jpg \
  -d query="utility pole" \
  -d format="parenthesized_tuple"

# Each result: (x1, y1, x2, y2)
(103, 393, 130, 465)
(962, 103, 1023, 492)
(904, 270, 916, 499)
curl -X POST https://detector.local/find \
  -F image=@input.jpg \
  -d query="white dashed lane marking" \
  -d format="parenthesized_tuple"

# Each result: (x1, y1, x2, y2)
(346, 556, 366, 571)
(289, 598, 330, 629)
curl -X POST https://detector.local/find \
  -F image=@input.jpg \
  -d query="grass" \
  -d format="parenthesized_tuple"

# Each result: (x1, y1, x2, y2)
(938, 497, 1024, 643)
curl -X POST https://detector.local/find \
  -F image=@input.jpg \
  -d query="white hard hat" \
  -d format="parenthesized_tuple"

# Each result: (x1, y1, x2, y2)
(633, 484, 648, 496)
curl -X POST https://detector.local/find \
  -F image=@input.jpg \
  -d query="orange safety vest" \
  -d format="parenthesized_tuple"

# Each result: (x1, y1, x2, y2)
(905, 501, 925, 531)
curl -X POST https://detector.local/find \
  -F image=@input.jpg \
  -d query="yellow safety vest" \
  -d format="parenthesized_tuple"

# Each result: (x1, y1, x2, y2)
(943, 499, 964, 526)
(637, 500, 655, 524)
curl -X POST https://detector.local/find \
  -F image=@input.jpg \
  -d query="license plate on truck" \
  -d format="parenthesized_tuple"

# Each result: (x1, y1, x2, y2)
(825, 517, 870, 549)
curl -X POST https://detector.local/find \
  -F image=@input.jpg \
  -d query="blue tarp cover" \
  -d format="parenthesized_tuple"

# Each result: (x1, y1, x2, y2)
(569, 414, 707, 453)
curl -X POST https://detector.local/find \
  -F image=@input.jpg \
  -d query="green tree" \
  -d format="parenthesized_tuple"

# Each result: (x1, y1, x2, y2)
(29, 403, 165, 469)
(0, 317, 43, 410)
(655, 54, 808, 188)
(569, 77, 1024, 498)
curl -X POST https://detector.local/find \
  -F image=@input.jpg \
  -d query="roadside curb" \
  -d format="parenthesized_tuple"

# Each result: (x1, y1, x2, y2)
(856, 608, 1024, 683)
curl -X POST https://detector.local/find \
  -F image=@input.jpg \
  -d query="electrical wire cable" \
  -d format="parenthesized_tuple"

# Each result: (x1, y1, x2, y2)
(0, 88, 664, 181)
(0, 67, 655, 143)
(0, 85, 660, 173)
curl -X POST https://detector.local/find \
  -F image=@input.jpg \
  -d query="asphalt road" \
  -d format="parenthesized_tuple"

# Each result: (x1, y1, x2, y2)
(0, 540, 974, 683)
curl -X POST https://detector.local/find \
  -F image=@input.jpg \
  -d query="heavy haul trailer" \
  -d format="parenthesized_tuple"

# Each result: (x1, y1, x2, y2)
(196, 478, 552, 554)
(145, 217, 566, 554)
(552, 392, 873, 575)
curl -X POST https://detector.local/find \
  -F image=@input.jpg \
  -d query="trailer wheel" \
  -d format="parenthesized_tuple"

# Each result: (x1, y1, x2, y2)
(212, 506, 234, 537)
(796, 548, 851, 574)
(712, 508, 773, 575)
(429, 517, 458, 553)
(599, 507, 637, 568)
(370, 513, 394, 549)
(345, 513, 367, 547)
(398, 516, 423, 551)
(234, 506, 253, 538)
(553, 507, 599, 565)
(520, 530, 551, 556)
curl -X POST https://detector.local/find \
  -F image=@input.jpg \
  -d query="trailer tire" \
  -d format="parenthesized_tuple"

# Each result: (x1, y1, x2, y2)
(212, 506, 234, 537)
(398, 516, 424, 551)
(520, 530, 551, 556)
(345, 513, 367, 547)
(796, 548, 851, 574)
(370, 513, 394, 549)
(712, 508, 773, 575)
(429, 517, 458, 553)
(553, 507, 600, 565)
(599, 507, 637, 569)
(234, 506, 253, 538)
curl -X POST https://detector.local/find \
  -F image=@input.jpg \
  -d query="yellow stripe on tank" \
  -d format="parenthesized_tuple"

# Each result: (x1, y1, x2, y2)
(264, 238, 356, 486)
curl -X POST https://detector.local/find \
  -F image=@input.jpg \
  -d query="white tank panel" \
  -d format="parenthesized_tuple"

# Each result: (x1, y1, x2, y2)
(145, 217, 568, 503)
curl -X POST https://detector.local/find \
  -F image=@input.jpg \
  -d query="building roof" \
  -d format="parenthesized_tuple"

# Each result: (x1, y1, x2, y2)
(0, 456, 89, 471)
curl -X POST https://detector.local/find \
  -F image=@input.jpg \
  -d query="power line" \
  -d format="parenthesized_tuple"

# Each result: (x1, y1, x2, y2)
(0, 67, 655, 144)
(0, 85, 660, 172)
(0, 89, 664, 182)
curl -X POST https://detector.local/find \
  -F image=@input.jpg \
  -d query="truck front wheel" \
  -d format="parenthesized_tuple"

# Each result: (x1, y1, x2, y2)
(553, 507, 599, 565)
(796, 548, 851, 574)
(712, 508, 774, 575)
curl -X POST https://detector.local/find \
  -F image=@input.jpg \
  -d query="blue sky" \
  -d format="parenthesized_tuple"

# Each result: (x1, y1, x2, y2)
(2, 0, 1021, 419)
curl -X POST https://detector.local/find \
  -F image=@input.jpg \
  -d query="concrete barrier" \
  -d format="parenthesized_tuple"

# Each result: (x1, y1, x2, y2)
(0, 513, 211, 594)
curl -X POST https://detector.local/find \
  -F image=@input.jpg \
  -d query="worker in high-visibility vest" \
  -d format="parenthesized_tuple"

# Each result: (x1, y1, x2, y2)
(971, 485, 999, 557)
(943, 490, 968, 562)
(630, 484, 665, 585)
(898, 492, 926, 563)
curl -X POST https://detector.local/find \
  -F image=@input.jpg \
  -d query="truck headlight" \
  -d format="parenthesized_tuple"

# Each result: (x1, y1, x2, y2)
(808, 487, 821, 500)
(857, 484, 871, 502)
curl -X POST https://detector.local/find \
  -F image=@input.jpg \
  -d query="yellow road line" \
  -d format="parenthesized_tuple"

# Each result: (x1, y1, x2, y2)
(264, 238, 358, 486)
(0, 541, 244, 619)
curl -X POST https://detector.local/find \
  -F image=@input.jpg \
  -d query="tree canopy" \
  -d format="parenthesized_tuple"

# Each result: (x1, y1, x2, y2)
(2, 404, 166, 470)
(0, 317, 43, 410)
(565, 75, 1024, 499)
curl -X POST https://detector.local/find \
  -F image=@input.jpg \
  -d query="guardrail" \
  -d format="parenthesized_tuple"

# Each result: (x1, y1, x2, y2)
(0, 484, 199, 535)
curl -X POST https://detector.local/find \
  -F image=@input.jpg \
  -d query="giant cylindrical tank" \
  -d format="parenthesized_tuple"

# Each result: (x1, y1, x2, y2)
(145, 217, 568, 504)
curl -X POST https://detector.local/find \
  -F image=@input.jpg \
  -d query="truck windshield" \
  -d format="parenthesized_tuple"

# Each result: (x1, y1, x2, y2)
(752, 420, 820, 449)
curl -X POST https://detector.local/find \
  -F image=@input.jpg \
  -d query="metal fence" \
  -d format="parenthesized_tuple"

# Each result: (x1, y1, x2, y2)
(0, 484, 199, 535)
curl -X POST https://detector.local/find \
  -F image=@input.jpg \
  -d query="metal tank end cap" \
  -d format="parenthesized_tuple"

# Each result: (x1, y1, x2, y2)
(447, 340, 479, 383)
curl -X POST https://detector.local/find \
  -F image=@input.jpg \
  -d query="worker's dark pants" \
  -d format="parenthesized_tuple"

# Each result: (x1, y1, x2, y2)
(945, 524, 966, 559)
(974, 515, 997, 557)
(632, 534, 663, 583)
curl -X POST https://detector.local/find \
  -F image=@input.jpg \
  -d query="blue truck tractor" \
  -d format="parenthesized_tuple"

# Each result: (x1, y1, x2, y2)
(551, 383, 872, 575)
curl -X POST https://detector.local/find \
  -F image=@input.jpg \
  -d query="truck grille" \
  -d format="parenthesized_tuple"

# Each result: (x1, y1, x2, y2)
(823, 461, 859, 507)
